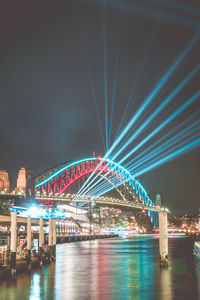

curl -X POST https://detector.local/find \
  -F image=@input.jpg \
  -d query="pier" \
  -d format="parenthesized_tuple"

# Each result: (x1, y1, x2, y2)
(0, 212, 118, 280)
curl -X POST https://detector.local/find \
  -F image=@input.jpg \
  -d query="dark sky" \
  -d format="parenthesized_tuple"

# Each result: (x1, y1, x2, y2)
(0, 0, 199, 214)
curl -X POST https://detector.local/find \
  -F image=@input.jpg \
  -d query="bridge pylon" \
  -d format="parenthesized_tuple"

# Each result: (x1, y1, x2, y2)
(159, 210, 168, 266)
(16, 168, 35, 197)
(157, 193, 168, 266)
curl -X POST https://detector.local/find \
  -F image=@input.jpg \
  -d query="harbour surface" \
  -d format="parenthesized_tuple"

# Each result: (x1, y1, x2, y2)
(0, 236, 200, 300)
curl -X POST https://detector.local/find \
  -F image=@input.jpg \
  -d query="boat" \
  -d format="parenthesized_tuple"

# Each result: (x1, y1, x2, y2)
(194, 241, 200, 257)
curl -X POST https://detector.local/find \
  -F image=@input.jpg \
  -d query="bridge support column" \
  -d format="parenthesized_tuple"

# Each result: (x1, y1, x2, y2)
(52, 219, 56, 260)
(27, 216, 32, 271)
(61, 221, 65, 235)
(7, 225, 11, 253)
(10, 211, 17, 277)
(159, 210, 168, 267)
(7, 230, 11, 265)
(39, 216, 44, 266)
(17, 226, 20, 249)
(48, 217, 53, 262)
(59, 221, 61, 234)
(65, 222, 67, 234)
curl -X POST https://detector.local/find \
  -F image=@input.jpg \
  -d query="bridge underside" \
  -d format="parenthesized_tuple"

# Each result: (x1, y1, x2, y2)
(35, 195, 158, 212)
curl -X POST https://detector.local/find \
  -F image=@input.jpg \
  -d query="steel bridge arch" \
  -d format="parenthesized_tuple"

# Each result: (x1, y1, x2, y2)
(35, 157, 154, 207)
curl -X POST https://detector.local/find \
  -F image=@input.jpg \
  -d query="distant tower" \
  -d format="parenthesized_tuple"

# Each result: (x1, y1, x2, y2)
(16, 168, 35, 197)
(155, 193, 163, 207)
(0, 169, 10, 193)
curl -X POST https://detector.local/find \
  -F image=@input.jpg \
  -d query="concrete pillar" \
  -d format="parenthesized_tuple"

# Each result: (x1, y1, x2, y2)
(7, 226, 10, 252)
(60, 221, 62, 234)
(7, 232, 11, 265)
(39, 216, 43, 265)
(61, 221, 63, 234)
(17, 226, 20, 250)
(27, 216, 32, 271)
(59, 221, 62, 234)
(48, 217, 53, 261)
(10, 211, 17, 277)
(63, 221, 65, 234)
(65, 222, 67, 234)
(42, 226, 45, 245)
(52, 219, 56, 260)
(159, 210, 168, 266)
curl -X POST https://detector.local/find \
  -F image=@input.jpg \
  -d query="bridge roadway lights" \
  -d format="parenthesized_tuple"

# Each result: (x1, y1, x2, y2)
(39, 216, 44, 266)
(27, 216, 32, 272)
(10, 211, 17, 277)
(159, 210, 168, 267)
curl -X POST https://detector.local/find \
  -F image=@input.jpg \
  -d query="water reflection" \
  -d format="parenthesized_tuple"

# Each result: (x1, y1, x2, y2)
(159, 268, 172, 300)
(0, 237, 200, 300)
(28, 264, 56, 300)
(169, 237, 200, 300)
(29, 273, 40, 300)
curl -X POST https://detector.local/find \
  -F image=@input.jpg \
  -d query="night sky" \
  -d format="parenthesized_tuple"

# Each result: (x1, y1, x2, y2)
(0, 0, 199, 214)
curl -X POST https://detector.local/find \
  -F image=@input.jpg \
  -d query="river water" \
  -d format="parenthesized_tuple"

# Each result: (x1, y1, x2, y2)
(0, 236, 200, 300)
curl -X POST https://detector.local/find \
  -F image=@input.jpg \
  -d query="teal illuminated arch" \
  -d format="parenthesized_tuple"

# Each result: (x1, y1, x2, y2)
(35, 157, 154, 207)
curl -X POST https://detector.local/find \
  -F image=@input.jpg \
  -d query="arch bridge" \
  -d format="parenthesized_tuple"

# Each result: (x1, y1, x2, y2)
(35, 157, 159, 216)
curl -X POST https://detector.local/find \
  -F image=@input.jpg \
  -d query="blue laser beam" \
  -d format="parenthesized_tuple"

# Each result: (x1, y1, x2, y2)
(119, 89, 200, 165)
(84, 89, 199, 197)
(112, 64, 200, 163)
(115, 14, 161, 139)
(76, 164, 113, 197)
(78, 84, 199, 199)
(76, 156, 130, 197)
(95, 135, 200, 197)
(108, 21, 121, 148)
(88, 174, 122, 196)
(87, 174, 117, 196)
(98, 0, 200, 29)
(89, 73, 106, 152)
(130, 123, 200, 170)
(96, 181, 125, 197)
(73, 160, 112, 200)
(125, 112, 200, 168)
(78, 16, 106, 151)
(81, 59, 200, 197)
(130, 130, 200, 172)
(128, 121, 200, 170)
(133, 138, 200, 177)
(74, 30, 200, 200)
(88, 177, 120, 197)
(73, 157, 133, 200)
(105, 32, 200, 160)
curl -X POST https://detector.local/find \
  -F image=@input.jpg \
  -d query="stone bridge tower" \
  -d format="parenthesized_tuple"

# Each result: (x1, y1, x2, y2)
(16, 168, 35, 197)
(0, 169, 10, 193)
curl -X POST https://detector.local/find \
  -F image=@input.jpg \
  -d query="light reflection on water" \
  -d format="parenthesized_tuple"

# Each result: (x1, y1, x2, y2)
(0, 237, 199, 300)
